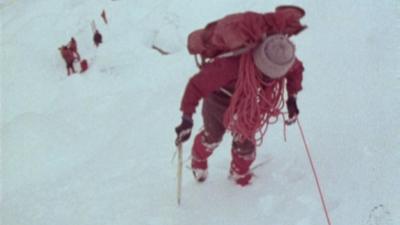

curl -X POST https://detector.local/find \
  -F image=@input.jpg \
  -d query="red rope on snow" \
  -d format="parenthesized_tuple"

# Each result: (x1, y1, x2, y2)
(296, 118, 332, 225)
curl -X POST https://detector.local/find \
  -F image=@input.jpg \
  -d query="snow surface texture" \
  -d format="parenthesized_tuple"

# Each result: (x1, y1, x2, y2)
(1, 0, 399, 225)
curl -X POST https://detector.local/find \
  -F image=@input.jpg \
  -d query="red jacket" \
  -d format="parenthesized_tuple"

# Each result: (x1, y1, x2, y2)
(180, 56, 303, 116)
(61, 48, 75, 64)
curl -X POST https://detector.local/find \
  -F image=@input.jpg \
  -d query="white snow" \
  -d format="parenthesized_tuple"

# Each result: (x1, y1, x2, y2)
(1, 0, 399, 225)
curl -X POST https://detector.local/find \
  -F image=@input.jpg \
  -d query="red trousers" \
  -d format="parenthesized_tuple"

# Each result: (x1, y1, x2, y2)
(191, 91, 256, 175)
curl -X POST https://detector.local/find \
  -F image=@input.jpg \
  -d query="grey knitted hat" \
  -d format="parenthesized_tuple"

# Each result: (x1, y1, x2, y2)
(252, 34, 296, 79)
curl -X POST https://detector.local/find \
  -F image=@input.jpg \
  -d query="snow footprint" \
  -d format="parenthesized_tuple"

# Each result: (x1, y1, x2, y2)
(367, 204, 394, 225)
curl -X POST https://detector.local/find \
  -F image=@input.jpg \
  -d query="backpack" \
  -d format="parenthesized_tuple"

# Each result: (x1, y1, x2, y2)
(187, 6, 306, 66)
(80, 59, 89, 73)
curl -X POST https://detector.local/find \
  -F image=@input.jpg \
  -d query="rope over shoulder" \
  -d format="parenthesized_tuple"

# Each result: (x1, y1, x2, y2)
(223, 52, 285, 145)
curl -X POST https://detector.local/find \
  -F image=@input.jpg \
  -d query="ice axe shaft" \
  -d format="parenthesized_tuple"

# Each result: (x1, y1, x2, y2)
(177, 143, 183, 205)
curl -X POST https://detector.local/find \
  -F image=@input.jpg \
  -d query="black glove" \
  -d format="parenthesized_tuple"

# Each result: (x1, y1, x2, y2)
(286, 96, 299, 125)
(175, 115, 193, 146)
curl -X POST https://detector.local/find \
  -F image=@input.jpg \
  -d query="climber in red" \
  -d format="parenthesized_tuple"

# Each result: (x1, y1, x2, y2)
(59, 46, 76, 75)
(175, 5, 306, 186)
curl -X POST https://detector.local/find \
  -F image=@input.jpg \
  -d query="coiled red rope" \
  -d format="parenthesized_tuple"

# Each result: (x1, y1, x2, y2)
(223, 53, 285, 145)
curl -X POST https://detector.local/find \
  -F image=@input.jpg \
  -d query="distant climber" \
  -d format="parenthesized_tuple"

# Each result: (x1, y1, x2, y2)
(59, 46, 76, 75)
(93, 30, 103, 47)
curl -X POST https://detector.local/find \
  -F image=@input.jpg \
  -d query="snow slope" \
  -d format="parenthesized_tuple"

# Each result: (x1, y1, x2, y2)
(1, 0, 399, 225)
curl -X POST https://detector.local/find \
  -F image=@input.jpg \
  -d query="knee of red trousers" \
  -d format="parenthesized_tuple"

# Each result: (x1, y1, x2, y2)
(192, 130, 221, 160)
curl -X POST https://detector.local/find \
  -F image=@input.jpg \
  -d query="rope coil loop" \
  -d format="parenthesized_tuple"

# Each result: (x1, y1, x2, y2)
(223, 53, 285, 146)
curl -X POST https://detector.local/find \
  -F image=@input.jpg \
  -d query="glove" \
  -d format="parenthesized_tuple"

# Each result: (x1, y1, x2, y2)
(286, 96, 299, 125)
(175, 115, 193, 146)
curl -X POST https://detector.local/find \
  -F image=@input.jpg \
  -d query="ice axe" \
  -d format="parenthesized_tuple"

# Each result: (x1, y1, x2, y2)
(176, 143, 183, 205)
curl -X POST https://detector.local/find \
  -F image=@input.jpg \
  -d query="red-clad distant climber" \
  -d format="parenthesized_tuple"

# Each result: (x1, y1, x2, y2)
(59, 46, 76, 75)
(93, 30, 103, 47)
